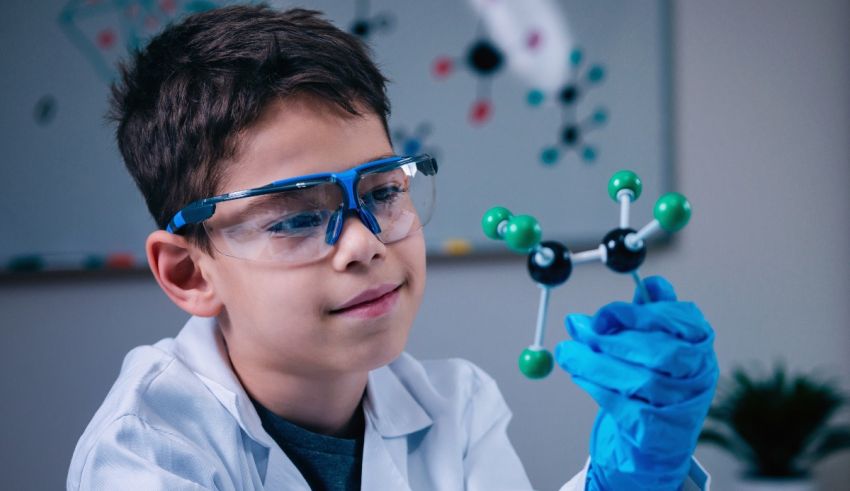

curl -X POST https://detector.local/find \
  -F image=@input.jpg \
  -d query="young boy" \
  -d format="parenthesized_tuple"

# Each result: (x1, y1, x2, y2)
(68, 5, 717, 490)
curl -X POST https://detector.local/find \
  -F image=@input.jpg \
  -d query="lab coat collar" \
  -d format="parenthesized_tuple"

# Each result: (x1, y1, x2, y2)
(366, 358, 433, 437)
(172, 316, 273, 447)
(172, 316, 433, 442)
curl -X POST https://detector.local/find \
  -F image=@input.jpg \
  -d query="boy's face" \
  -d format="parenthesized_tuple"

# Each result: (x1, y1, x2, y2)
(195, 96, 426, 377)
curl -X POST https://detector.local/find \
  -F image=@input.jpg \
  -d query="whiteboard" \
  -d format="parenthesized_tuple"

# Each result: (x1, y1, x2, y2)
(0, 0, 672, 272)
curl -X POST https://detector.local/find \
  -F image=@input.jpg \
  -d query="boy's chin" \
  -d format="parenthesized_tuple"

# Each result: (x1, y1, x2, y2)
(342, 332, 410, 373)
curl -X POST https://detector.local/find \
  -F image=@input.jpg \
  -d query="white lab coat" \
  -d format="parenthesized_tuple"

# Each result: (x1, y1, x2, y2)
(67, 316, 709, 490)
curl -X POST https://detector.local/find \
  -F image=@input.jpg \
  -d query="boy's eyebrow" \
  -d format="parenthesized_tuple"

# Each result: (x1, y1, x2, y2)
(363, 152, 398, 164)
(211, 152, 401, 225)
(221, 190, 299, 219)
(228, 153, 397, 209)
(362, 152, 396, 164)
(220, 187, 338, 225)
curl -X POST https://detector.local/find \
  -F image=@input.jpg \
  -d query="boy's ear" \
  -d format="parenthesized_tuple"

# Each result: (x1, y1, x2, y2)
(146, 230, 223, 317)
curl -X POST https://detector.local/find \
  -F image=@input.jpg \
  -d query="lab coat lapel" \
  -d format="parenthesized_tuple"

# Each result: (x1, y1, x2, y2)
(173, 317, 270, 443)
(361, 417, 410, 491)
(174, 317, 437, 490)
(360, 363, 433, 490)
(173, 317, 311, 489)
(262, 446, 311, 490)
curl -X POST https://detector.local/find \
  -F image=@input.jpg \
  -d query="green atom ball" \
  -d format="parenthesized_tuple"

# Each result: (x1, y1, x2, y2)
(519, 348, 554, 379)
(504, 215, 541, 253)
(541, 147, 559, 165)
(569, 48, 583, 66)
(654, 192, 692, 232)
(608, 170, 642, 201)
(83, 255, 105, 270)
(482, 206, 512, 240)
(593, 107, 609, 124)
(7, 255, 45, 272)
(587, 64, 605, 83)
(527, 89, 545, 106)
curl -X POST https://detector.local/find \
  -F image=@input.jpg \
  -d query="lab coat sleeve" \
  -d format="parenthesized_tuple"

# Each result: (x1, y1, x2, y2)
(68, 414, 216, 491)
(557, 457, 712, 491)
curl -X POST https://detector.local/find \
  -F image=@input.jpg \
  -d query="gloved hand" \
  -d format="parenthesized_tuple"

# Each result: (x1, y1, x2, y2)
(555, 276, 718, 491)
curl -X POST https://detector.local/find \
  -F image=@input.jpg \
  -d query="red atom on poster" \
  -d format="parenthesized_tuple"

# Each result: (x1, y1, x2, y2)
(96, 29, 116, 49)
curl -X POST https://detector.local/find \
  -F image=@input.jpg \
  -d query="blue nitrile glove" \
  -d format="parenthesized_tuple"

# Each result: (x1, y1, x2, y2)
(555, 276, 718, 491)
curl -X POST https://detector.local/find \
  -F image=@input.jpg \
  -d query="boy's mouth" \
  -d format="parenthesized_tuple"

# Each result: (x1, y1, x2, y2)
(330, 283, 402, 316)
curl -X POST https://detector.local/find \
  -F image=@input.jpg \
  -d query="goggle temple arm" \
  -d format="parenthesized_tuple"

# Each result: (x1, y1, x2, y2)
(167, 203, 216, 234)
(417, 156, 438, 176)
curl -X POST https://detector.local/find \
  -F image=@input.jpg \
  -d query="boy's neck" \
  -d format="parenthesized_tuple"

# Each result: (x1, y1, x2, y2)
(230, 354, 368, 438)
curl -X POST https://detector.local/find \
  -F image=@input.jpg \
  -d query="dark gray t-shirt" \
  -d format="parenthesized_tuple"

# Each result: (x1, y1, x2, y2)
(251, 400, 364, 491)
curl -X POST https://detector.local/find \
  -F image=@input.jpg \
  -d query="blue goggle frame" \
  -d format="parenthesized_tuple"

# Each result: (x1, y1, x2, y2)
(166, 154, 438, 246)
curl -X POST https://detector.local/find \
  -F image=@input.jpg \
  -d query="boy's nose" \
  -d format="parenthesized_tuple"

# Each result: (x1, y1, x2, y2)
(331, 214, 386, 270)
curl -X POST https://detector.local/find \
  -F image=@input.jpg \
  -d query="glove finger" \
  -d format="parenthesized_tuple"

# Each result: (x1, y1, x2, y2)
(566, 314, 713, 379)
(633, 275, 677, 304)
(555, 340, 715, 406)
(594, 301, 713, 343)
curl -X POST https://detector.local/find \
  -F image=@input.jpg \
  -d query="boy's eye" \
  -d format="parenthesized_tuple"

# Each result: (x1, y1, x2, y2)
(266, 211, 328, 236)
(362, 184, 405, 206)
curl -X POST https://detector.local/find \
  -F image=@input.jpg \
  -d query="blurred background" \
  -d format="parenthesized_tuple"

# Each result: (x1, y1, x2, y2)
(1, 0, 848, 489)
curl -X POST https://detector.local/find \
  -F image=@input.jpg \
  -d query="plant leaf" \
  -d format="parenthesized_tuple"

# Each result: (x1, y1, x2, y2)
(703, 363, 849, 476)
(806, 426, 850, 464)
(699, 427, 754, 462)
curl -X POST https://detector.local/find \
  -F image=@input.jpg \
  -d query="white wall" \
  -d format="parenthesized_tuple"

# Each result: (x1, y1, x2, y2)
(2, 1, 849, 489)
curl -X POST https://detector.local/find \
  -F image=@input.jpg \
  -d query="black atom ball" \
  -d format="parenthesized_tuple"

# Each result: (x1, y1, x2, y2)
(527, 241, 572, 287)
(351, 20, 370, 37)
(33, 94, 57, 126)
(561, 125, 580, 146)
(467, 40, 504, 75)
(559, 85, 580, 105)
(602, 228, 646, 273)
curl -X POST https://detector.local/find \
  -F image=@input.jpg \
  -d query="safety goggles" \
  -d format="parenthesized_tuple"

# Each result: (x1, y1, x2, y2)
(166, 154, 438, 265)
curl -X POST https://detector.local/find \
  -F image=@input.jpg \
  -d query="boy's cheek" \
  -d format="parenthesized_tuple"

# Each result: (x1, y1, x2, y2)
(402, 230, 427, 280)
(213, 265, 318, 326)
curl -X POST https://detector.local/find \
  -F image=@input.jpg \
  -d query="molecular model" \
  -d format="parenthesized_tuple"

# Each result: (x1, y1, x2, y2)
(433, 31, 507, 125)
(392, 122, 438, 158)
(527, 48, 609, 166)
(59, 0, 220, 82)
(481, 170, 691, 379)
(349, 0, 394, 40)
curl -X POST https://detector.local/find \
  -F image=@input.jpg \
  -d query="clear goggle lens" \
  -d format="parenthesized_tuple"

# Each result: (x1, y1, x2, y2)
(202, 161, 435, 264)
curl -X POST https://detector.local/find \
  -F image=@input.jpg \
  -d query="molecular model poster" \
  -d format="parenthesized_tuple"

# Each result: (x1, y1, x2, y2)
(0, 0, 672, 272)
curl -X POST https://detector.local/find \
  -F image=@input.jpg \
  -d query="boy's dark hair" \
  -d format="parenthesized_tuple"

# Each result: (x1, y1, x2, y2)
(109, 4, 391, 249)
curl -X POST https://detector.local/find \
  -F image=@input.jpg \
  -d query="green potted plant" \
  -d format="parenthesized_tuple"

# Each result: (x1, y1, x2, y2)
(700, 363, 850, 490)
